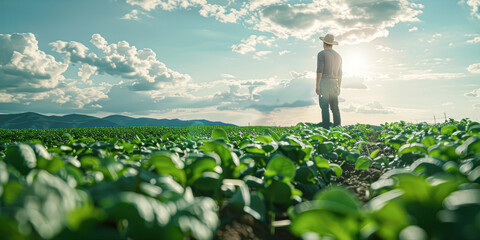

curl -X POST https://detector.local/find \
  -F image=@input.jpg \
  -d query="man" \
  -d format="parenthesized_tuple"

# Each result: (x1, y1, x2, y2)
(316, 33, 342, 128)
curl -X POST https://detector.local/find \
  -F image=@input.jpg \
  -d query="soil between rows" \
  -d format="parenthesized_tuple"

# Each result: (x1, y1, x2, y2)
(214, 162, 384, 239)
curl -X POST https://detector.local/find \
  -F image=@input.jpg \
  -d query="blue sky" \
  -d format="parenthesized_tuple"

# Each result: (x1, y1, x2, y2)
(0, 0, 479, 126)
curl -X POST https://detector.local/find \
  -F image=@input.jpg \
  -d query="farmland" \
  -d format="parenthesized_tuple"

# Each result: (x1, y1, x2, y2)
(0, 119, 479, 240)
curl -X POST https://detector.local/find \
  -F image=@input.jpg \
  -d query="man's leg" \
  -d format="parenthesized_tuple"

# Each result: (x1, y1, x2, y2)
(329, 95, 341, 127)
(319, 94, 330, 128)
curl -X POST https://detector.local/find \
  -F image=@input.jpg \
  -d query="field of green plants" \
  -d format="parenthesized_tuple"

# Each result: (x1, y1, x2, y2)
(0, 119, 479, 240)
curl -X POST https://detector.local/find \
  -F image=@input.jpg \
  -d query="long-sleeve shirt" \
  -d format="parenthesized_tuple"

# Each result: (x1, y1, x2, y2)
(317, 49, 342, 80)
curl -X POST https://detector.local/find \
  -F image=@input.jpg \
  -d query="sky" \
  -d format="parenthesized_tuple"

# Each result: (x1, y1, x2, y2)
(0, 0, 479, 126)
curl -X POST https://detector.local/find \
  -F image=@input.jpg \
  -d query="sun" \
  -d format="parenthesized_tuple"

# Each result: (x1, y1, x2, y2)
(342, 50, 370, 76)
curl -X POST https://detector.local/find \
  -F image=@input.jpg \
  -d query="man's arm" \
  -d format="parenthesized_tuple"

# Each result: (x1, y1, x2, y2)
(337, 75, 342, 95)
(316, 73, 322, 95)
(316, 52, 324, 95)
(337, 58, 342, 95)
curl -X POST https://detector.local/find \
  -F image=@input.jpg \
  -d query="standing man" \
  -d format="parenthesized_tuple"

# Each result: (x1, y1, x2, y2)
(316, 33, 342, 128)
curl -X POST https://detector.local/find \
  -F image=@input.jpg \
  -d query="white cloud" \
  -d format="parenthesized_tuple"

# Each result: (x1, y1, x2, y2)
(126, 0, 248, 23)
(408, 26, 418, 32)
(0, 92, 17, 103)
(121, 9, 149, 20)
(253, 51, 272, 60)
(462, 0, 480, 19)
(375, 45, 395, 52)
(467, 63, 480, 73)
(125, 0, 423, 45)
(221, 73, 235, 78)
(51, 34, 191, 91)
(231, 35, 275, 54)
(248, 0, 285, 11)
(442, 102, 454, 106)
(0, 33, 68, 92)
(279, 50, 290, 55)
(342, 76, 368, 89)
(252, 0, 423, 44)
(427, 33, 442, 43)
(342, 101, 394, 114)
(467, 36, 480, 43)
(401, 70, 465, 80)
(464, 88, 480, 97)
(78, 63, 98, 82)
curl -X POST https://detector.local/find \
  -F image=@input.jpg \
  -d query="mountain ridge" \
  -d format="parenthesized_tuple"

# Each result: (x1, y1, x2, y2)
(0, 112, 237, 129)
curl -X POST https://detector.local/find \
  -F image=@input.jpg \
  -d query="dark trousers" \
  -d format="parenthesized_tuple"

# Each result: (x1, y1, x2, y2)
(319, 92, 341, 128)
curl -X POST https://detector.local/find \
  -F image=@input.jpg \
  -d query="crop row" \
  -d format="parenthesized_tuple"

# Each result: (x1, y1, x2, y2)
(0, 119, 479, 239)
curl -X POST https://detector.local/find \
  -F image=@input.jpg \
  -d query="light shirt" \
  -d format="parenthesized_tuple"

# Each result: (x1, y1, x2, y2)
(316, 49, 342, 80)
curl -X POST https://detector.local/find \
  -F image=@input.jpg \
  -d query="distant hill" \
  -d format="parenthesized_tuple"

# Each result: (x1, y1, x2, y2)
(0, 112, 237, 129)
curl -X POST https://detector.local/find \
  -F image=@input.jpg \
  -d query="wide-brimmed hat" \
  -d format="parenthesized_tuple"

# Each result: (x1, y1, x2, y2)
(319, 33, 338, 45)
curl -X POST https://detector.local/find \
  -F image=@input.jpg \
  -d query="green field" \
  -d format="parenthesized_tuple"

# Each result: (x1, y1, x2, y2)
(1, 120, 479, 240)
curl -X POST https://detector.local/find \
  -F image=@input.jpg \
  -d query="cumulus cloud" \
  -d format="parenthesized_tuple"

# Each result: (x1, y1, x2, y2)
(342, 101, 393, 114)
(125, 0, 423, 44)
(253, 51, 272, 60)
(342, 76, 368, 89)
(0, 33, 68, 92)
(51, 34, 191, 91)
(408, 26, 418, 32)
(464, 88, 480, 97)
(121, 9, 149, 20)
(442, 102, 453, 107)
(467, 63, 480, 73)
(279, 50, 290, 55)
(401, 70, 465, 80)
(126, 0, 248, 23)
(466, 36, 480, 43)
(231, 35, 275, 54)
(427, 33, 442, 43)
(221, 73, 235, 78)
(252, 0, 423, 43)
(461, 0, 480, 19)
(78, 63, 98, 82)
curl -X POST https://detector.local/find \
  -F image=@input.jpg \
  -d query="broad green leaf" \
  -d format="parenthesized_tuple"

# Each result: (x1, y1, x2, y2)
(456, 136, 480, 155)
(37, 156, 64, 174)
(410, 158, 444, 176)
(263, 180, 292, 205)
(192, 172, 221, 191)
(421, 137, 436, 147)
(290, 209, 354, 240)
(330, 163, 342, 177)
(314, 156, 330, 169)
(15, 171, 86, 239)
(5, 144, 37, 175)
(313, 187, 361, 214)
(264, 155, 295, 181)
(267, 129, 280, 141)
(244, 175, 265, 189)
(149, 152, 186, 185)
(245, 192, 266, 221)
(309, 134, 327, 143)
(355, 156, 372, 170)
(317, 142, 334, 154)
(200, 142, 239, 174)
(242, 144, 266, 154)
(212, 128, 228, 140)
(398, 143, 427, 155)
(185, 155, 218, 185)
(255, 135, 274, 143)
(370, 148, 380, 159)
(441, 125, 457, 135)
(30, 144, 51, 160)
(345, 151, 360, 163)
